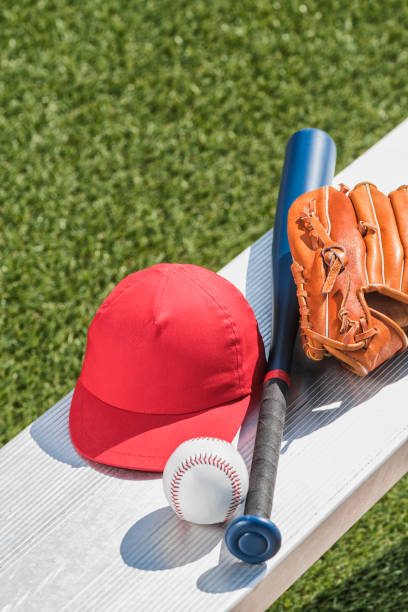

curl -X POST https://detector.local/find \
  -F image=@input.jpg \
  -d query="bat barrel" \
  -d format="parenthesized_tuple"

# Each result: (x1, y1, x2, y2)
(225, 129, 336, 564)
(269, 128, 337, 380)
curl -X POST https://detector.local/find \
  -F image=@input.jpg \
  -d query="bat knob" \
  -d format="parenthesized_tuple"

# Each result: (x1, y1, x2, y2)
(225, 515, 282, 563)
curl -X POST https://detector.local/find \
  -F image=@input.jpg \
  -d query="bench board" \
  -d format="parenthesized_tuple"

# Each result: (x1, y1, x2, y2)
(1, 120, 407, 612)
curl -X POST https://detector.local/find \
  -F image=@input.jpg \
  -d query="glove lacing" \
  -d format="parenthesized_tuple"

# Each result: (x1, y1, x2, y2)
(301, 199, 377, 347)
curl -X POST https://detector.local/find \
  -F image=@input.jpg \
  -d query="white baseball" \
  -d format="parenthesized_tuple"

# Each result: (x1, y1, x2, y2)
(163, 437, 249, 525)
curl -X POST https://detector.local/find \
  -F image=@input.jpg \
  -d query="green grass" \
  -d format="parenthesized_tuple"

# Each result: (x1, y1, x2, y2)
(1, 0, 407, 608)
(269, 477, 408, 611)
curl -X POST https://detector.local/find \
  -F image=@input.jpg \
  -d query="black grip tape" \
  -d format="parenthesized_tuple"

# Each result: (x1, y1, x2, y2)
(244, 378, 288, 518)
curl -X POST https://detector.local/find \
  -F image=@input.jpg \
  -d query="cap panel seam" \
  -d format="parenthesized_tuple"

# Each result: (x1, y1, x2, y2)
(94, 273, 156, 320)
(175, 267, 244, 391)
(153, 264, 171, 328)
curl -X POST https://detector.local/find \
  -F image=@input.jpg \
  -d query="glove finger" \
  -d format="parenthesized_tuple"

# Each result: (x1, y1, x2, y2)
(389, 186, 408, 292)
(348, 182, 404, 289)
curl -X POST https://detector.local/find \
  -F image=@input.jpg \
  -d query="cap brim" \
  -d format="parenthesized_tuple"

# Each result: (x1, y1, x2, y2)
(69, 379, 261, 472)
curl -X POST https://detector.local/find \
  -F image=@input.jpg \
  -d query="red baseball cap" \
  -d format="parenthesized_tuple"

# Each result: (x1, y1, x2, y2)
(69, 263, 265, 471)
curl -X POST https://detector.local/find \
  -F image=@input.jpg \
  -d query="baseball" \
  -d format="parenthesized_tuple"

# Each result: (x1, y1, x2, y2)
(163, 437, 249, 525)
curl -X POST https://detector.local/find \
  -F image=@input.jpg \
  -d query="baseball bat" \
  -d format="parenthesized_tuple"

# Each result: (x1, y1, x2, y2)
(225, 128, 336, 564)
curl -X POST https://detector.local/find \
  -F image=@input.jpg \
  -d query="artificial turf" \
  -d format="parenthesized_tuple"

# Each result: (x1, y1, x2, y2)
(1, 0, 407, 608)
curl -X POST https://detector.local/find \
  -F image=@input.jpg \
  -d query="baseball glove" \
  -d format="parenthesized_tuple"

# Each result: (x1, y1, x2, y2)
(288, 183, 408, 376)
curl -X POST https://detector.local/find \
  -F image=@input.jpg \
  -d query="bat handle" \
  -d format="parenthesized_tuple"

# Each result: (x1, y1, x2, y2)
(225, 379, 287, 563)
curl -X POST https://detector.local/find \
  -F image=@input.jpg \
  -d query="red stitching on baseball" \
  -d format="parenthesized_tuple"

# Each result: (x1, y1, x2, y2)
(169, 452, 243, 522)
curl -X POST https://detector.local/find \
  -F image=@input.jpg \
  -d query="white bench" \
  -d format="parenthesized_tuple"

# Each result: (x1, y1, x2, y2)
(1, 121, 407, 612)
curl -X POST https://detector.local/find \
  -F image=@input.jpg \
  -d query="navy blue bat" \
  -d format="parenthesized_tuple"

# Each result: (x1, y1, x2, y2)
(225, 128, 336, 564)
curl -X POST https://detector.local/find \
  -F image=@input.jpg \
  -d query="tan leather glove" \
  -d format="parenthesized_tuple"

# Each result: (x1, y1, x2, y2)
(288, 183, 408, 376)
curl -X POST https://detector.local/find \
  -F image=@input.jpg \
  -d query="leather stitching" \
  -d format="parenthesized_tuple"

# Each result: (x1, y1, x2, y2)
(169, 452, 243, 521)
